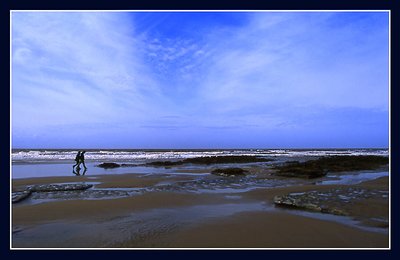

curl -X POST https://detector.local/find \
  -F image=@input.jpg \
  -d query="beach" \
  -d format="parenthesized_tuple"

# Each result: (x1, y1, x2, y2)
(11, 149, 390, 248)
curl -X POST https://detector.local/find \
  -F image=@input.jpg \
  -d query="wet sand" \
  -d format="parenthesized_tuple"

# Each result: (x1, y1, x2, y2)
(12, 172, 389, 248)
(145, 211, 387, 248)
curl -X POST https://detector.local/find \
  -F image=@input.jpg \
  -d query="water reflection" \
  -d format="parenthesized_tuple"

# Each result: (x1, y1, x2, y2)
(73, 166, 87, 176)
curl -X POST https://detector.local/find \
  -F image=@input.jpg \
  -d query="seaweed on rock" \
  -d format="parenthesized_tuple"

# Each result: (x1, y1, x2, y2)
(273, 155, 388, 179)
(97, 162, 121, 168)
(146, 156, 272, 167)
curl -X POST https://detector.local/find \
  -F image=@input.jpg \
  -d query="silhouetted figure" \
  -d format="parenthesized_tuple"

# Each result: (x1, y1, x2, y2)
(72, 151, 88, 176)
(73, 165, 87, 176)
(73, 165, 81, 176)
(80, 151, 87, 171)
(72, 151, 81, 172)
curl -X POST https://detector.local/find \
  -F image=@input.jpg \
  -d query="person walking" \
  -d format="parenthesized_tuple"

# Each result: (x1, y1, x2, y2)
(73, 151, 81, 172)
(80, 151, 87, 171)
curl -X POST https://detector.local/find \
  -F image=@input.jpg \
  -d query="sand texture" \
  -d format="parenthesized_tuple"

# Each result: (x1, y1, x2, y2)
(12, 168, 389, 249)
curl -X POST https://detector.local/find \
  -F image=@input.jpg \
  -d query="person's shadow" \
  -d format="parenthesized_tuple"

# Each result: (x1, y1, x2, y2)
(73, 166, 87, 176)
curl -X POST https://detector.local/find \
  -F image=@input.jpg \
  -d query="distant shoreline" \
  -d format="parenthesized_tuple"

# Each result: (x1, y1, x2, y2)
(12, 148, 389, 152)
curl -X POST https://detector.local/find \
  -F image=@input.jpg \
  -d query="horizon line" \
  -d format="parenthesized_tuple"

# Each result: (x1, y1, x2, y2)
(11, 147, 389, 150)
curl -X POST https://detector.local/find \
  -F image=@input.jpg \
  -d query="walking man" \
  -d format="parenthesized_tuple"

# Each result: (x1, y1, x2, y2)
(73, 151, 81, 172)
(73, 151, 87, 175)
(80, 151, 87, 171)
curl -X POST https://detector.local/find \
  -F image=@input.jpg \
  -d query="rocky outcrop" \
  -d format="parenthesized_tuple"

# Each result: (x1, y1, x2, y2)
(274, 194, 347, 216)
(97, 162, 121, 168)
(145, 161, 182, 167)
(273, 155, 388, 179)
(146, 156, 273, 167)
(12, 190, 32, 203)
(182, 156, 272, 165)
(12, 183, 93, 204)
(211, 168, 248, 177)
(29, 183, 93, 192)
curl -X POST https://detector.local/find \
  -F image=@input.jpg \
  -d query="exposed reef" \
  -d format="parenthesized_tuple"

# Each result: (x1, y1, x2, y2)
(273, 156, 388, 179)
(274, 186, 388, 220)
(12, 183, 93, 203)
(146, 156, 272, 167)
(97, 162, 121, 169)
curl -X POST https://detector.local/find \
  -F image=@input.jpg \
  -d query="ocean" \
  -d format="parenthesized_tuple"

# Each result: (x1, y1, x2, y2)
(11, 148, 388, 179)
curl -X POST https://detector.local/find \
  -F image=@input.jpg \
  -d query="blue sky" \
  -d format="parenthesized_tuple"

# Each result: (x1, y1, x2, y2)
(11, 11, 389, 149)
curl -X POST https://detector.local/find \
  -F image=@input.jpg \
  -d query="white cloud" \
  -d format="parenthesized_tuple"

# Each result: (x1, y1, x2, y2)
(193, 12, 388, 117)
(11, 12, 389, 147)
(12, 12, 166, 132)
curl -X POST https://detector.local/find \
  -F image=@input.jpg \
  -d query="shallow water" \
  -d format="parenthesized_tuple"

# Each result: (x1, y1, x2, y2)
(12, 162, 177, 179)
(12, 202, 271, 248)
(15, 174, 302, 205)
(280, 208, 388, 235)
(11, 161, 268, 179)
(11, 149, 389, 181)
(12, 199, 387, 248)
(319, 171, 388, 185)
(13, 162, 389, 206)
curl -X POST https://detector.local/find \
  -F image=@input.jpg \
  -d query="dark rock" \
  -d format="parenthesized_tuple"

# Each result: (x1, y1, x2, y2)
(286, 160, 300, 164)
(183, 156, 272, 165)
(97, 162, 121, 168)
(13, 184, 94, 203)
(273, 155, 388, 179)
(274, 192, 350, 216)
(145, 156, 272, 167)
(120, 163, 140, 167)
(29, 183, 93, 192)
(321, 207, 348, 216)
(274, 194, 323, 212)
(211, 168, 248, 177)
(145, 161, 183, 167)
(12, 190, 32, 203)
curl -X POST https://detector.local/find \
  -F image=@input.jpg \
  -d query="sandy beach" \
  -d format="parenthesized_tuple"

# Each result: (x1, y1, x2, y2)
(12, 167, 389, 249)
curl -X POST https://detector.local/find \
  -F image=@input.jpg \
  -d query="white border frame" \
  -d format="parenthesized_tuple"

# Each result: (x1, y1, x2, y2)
(10, 9, 391, 250)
